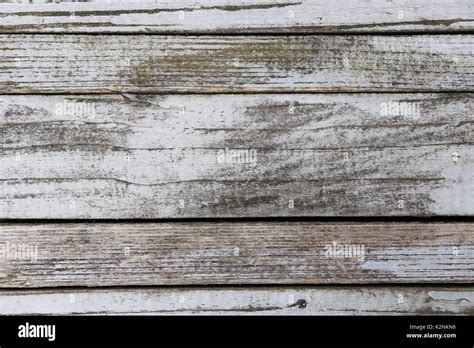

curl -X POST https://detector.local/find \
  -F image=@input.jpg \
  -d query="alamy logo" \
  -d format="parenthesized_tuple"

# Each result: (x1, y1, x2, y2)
(380, 101, 421, 118)
(216, 147, 258, 165)
(324, 242, 365, 263)
(18, 322, 55, 341)
(0, 242, 38, 261)
(56, 100, 96, 118)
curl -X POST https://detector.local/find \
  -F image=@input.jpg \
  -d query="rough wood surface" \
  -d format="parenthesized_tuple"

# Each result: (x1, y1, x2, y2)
(0, 35, 472, 93)
(0, 286, 472, 315)
(0, 222, 472, 287)
(0, 0, 472, 34)
(1, 93, 473, 218)
(1, 1, 473, 319)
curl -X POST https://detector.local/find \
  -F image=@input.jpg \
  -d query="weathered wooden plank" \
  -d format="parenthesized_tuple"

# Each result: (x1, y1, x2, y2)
(0, 222, 472, 287)
(1, 94, 473, 218)
(0, 0, 472, 34)
(0, 286, 472, 315)
(0, 35, 472, 93)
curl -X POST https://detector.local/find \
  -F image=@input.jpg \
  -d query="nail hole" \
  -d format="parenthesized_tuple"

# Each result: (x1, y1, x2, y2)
(296, 299, 307, 309)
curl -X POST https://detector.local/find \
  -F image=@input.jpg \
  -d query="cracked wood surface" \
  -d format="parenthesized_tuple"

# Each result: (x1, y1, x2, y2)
(0, 0, 472, 34)
(0, 35, 473, 93)
(1, 94, 473, 218)
(0, 286, 472, 315)
(1, 0, 473, 318)
(0, 222, 473, 287)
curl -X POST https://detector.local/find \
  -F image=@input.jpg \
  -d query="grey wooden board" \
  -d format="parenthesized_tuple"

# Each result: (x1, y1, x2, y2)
(0, 222, 472, 287)
(0, 0, 473, 34)
(0, 35, 472, 93)
(1, 93, 473, 218)
(0, 286, 472, 315)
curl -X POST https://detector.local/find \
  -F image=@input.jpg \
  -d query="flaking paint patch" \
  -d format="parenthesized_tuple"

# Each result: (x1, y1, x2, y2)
(429, 153, 474, 215)
(427, 291, 473, 303)
(361, 246, 474, 278)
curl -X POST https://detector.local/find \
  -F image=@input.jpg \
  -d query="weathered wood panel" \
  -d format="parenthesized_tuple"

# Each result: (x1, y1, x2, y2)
(0, 286, 472, 315)
(1, 94, 473, 218)
(0, 0, 472, 34)
(0, 35, 472, 93)
(0, 222, 472, 287)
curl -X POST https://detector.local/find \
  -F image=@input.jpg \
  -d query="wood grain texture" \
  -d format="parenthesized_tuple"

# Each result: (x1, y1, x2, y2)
(0, 0, 472, 34)
(0, 286, 473, 315)
(0, 35, 472, 93)
(1, 93, 473, 218)
(0, 222, 472, 287)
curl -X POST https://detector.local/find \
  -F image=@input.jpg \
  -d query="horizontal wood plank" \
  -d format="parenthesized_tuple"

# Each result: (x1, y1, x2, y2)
(0, 35, 472, 93)
(0, 222, 473, 287)
(1, 94, 473, 218)
(0, 0, 472, 34)
(0, 286, 473, 315)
